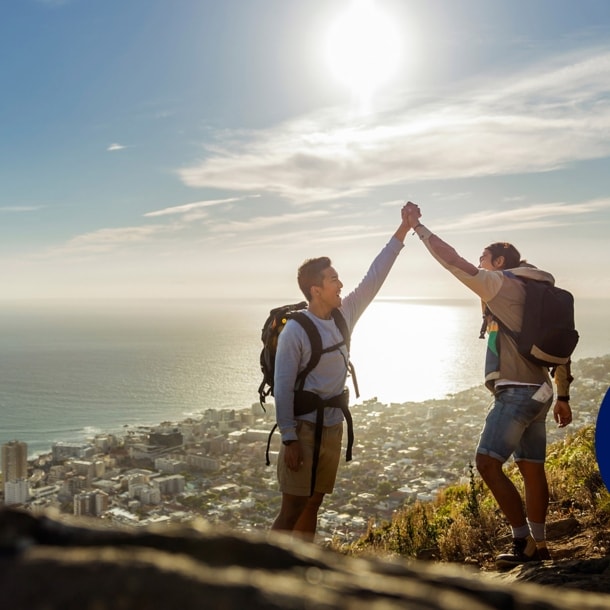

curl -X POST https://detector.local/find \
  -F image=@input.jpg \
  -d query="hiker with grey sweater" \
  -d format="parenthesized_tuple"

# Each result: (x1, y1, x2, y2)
(271, 204, 413, 541)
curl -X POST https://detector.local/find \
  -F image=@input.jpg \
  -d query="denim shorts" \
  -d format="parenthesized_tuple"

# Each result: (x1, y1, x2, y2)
(476, 385, 553, 464)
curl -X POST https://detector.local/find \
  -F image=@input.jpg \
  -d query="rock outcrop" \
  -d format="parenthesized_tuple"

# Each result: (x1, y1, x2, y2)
(1, 507, 609, 610)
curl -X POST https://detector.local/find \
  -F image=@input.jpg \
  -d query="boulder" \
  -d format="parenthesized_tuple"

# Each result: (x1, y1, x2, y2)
(1, 508, 609, 610)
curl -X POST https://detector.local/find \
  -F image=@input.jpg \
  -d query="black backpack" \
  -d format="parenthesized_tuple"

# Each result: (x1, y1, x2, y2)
(492, 272, 579, 367)
(257, 302, 357, 407)
(257, 302, 358, 496)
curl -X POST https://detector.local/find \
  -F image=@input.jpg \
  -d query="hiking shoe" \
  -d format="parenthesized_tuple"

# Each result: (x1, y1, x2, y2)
(536, 543, 551, 561)
(495, 535, 541, 569)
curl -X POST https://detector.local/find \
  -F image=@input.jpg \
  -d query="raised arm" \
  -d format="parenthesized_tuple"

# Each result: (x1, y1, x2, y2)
(403, 202, 502, 303)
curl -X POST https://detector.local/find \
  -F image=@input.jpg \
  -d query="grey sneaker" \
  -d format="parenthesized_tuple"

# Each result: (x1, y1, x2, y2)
(496, 535, 541, 569)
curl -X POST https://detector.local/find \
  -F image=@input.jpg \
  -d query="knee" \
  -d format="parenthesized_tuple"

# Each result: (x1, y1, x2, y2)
(305, 492, 325, 511)
(476, 453, 502, 480)
(517, 461, 548, 483)
(281, 495, 308, 519)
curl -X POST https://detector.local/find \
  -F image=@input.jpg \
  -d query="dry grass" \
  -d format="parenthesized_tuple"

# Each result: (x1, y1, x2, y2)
(336, 425, 610, 564)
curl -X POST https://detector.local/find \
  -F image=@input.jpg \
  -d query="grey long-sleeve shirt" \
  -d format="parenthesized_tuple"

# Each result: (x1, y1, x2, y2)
(274, 236, 405, 443)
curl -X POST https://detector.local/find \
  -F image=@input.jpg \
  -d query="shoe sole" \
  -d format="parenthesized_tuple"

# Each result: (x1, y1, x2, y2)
(495, 557, 541, 570)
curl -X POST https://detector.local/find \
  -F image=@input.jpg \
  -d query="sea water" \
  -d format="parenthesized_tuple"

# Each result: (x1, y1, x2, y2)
(0, 297, 607, 457)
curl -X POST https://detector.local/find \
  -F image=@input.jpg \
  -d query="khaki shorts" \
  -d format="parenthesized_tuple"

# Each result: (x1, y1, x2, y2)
(277, 420, 343, 496)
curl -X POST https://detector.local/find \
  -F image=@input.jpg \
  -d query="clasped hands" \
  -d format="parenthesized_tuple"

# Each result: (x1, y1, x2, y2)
(401, 201, 422, 229)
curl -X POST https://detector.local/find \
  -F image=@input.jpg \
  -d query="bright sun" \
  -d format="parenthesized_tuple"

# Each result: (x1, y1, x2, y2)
(324, 0, 402, 109)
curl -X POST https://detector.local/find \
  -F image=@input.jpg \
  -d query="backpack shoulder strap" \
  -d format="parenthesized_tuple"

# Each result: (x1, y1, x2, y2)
(292, 309, 359, 398)
(331, 308, 359, 398)
(290, 311, 323, 391)
(490, 271, 524, 340)
(331, 308, 350, 352)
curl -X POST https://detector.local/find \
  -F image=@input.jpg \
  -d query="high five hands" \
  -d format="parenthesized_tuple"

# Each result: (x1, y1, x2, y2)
(401, 201, 421, 230)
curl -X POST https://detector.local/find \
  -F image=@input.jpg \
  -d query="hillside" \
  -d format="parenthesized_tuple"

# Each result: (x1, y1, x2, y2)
(337, 424, 610, 593)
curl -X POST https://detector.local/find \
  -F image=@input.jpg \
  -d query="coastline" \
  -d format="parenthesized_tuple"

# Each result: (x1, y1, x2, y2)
(14, 353, 610, 462)
(1, 355, 607, 542)
(1, 295, 607, 458)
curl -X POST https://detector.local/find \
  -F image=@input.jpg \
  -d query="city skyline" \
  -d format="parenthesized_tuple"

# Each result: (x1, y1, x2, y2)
(2, 0, 610, 302)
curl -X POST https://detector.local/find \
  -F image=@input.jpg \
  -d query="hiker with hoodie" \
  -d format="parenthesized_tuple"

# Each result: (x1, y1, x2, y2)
(270, 204, 413, 541)
(403, 202, 573, 568)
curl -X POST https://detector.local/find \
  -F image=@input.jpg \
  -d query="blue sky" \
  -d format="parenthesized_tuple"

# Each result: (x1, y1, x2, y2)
(2, 0, 610, 301)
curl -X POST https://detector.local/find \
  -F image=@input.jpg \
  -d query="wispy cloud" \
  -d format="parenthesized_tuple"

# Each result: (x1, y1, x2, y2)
(435, 198, 610, 233)
(0, 206, 43, 213)
(208, 209, 329, 234)
(144, 196, 249, 218)
(57, 225, 166, 254)
(178, 47, 610, 203)
(56, 197, 609, 258)
(63, 206, 347, 256)
(107, 143, 127, 152)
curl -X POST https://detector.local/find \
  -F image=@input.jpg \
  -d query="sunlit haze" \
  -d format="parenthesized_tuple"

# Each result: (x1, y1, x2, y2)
(324, 0, 403, 112)
(1, 1, 610, 302)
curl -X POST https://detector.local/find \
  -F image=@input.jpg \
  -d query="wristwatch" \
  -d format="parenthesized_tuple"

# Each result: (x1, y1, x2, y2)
(282, 440, 296, 446)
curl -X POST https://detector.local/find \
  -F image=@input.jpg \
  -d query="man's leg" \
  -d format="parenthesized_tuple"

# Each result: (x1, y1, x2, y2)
(475, 453, 527, 527)
(292, 422, 342, 540)
(271, 493, 308, 533)
(293, 492, 325, 541)
(516, 460, 549, 524)
(476, 387, 553, 567)
(513, 397, 552, 560)
(516, 460, 551, 560)
(476, 453, 542, 567)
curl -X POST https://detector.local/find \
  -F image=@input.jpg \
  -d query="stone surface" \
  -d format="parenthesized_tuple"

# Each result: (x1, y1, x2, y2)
(496, 556, 610, 594)
(1, 507, 610, 610)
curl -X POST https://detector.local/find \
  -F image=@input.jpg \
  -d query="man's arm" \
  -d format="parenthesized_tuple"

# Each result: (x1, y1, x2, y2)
(393, 204, 413, 243)
(340, 205, 412, 328)
(553, 363, 573, 428)
(274, 322, 305, 443)
(405, 203, 503, 303)
(273, 322, 307, 471)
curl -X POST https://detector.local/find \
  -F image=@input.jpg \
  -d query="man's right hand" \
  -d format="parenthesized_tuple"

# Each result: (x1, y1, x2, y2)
(284, 441, 304, 471)
(402, 201, 421, 228)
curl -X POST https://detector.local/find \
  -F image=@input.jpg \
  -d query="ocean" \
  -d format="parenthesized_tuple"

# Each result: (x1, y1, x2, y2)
(0, 297, 607, 458)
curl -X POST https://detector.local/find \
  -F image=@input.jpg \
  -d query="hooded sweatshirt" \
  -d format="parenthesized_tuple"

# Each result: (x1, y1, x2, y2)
(413, 225, 570, 395)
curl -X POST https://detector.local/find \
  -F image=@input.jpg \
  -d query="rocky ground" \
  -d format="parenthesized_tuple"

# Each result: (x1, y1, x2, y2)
(2, 507, 610, 609)
(455, 515, 610, 593)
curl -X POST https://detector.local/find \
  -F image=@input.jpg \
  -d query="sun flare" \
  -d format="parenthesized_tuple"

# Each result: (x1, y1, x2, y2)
(324, 0, 402, 109)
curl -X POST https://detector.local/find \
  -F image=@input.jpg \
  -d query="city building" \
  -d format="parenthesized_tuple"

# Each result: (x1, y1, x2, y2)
(2, 440, 30, 505)
(2, 440, 28, 482)
(74, 490, 110, 516)
(4, 479, 30, 505)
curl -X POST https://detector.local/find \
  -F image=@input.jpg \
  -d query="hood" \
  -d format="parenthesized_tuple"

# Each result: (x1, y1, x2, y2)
(507, 265, 555, 286)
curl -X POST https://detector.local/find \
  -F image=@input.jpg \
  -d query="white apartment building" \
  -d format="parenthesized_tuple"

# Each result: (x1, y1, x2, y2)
(4, 479, 30, 505)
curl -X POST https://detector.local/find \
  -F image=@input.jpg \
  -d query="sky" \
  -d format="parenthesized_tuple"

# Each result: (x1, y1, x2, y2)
(2, 0, 610, 303)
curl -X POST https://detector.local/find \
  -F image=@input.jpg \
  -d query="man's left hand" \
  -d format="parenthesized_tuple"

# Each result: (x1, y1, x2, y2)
(402, 201, 421, 228)
(554, 400, 572, 428)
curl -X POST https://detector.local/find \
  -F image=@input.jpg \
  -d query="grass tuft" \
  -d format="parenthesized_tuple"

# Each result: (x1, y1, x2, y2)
(336, 425, 610, 564)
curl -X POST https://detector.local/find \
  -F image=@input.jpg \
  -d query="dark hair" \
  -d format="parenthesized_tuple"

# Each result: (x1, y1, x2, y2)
(485, 242, 524, 270)
(297, 256, 331, 301)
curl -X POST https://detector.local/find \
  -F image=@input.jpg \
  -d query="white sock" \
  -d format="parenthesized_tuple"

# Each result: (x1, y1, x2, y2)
(528, 520, 546, 542)
(512, 524, 530, 539)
